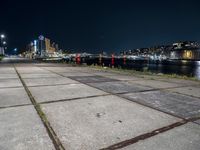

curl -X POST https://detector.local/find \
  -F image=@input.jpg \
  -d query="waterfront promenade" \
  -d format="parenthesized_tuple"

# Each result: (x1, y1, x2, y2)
(0, 57, 200, 150)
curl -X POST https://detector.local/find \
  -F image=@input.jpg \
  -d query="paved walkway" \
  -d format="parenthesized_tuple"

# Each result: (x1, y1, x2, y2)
(0, 58, 200, 150)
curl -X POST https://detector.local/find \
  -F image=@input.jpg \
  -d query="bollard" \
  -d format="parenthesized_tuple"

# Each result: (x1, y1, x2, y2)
(76, 53, 81, 64)
(99, 54, 102, 66)
(123, 55, 126, 65)
(111, 54, 115, 68)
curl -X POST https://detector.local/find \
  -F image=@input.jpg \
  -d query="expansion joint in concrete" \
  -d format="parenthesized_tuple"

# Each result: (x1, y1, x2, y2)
(14, 65, 65, 150)
(101, 116, 200, 150)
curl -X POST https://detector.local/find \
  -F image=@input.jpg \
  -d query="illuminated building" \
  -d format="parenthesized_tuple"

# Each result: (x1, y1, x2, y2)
(45, 38, 56, 53)
(26, 35, 60, 58)
(170, 42, 200, 60)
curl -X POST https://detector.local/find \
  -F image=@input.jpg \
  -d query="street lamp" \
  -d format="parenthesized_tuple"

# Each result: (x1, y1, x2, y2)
(14, 48, 17, 52)
(0, 34, 5, 39)
(0, 34, 6, 45)
(0, 34, 7, 55)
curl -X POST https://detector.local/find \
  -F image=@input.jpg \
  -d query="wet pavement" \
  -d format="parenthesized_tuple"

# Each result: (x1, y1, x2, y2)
(0, 57, 200, 150)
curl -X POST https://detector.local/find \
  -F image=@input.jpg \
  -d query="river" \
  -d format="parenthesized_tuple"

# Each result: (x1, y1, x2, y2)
(122, 61, 200, 79)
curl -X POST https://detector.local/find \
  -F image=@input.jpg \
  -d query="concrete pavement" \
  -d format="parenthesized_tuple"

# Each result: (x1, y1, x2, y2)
(0, 57, 200, 150)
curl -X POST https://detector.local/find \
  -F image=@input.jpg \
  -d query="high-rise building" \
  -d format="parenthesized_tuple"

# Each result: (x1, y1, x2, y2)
(45, 38, 56, 53)
(38, 35, 46, 56)
(26, 35, 60, 57)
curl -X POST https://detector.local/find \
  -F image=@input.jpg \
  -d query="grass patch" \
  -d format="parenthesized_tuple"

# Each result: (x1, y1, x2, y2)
(0, 55, 4, 61)
(89, 65, 199, 81)
(35, 104, 49, 123)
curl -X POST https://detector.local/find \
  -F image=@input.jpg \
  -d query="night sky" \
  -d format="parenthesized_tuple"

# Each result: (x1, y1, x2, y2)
(1, 0, 200, 53)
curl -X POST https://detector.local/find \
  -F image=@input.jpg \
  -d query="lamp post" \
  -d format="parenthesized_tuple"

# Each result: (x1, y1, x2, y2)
(1, 34, 5, 39)
(14, 48, 18, 55)
(0, 34, 5, 46)
(0, 34, 6, 55)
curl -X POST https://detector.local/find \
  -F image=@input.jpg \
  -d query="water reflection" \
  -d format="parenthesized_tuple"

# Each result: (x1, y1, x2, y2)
(129, 61, 200, 79)
(194, 61, 200, 79)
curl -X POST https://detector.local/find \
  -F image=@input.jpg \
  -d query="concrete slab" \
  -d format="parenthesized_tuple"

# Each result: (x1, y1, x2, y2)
(122, 91, 200, 118)
(0, 106, 54, 150)
(0, 78, 22, 88)
(19, 70, 52, 74)
(122, 123, 200, 150)
(81, 69, 118, 74)
(60, 72, 94, 77)
(41, 67, 79, 73)
(195, 120, 200, 125)
(24, 77, 79, 87)
(130, 80, 181, 89)
(158, 78, 200, 86)
(16, 67, 50, 74)
(0, 67, 16, 74)
(63, 67, 94, 72)
(20, 73, 61, 79)
(168, 86, 200, 98)
(91, 72, 118, 76)
(104, 75, 144, 81)
(35, 64, 69, 67)
(0, 73, 18, 79)
(136, 74, 168, 80)
(69, 76, 118, 83)
(16, 67, 44, 71)
(29, 84, 107, 103)
(88, 81, 153, 94)
(0, 88, 31, 107)
(43, 67, 89, 73)
(41, 95, 180, 150)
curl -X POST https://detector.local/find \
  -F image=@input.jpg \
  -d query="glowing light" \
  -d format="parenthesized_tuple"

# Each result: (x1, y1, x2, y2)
(0, 34, 5, 38)
(181, 60, 187, 63)
(183, 50, 192, 59)
(197, 61, 200, 66)
(34, 40, 37, 52)
(39, 35, 44, 41)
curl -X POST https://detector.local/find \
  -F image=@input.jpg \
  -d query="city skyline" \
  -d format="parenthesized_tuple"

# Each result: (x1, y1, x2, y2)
(1, 0, 200, 53)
